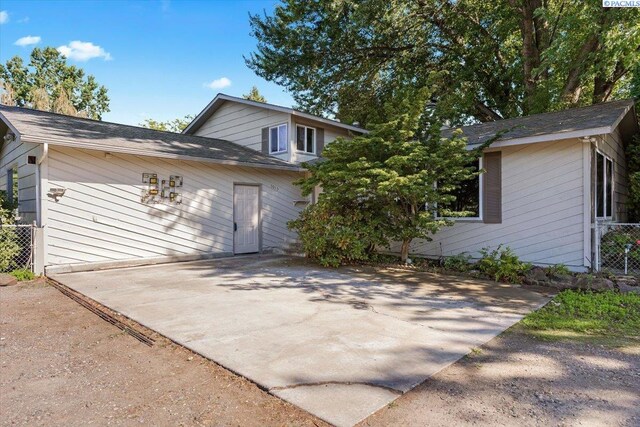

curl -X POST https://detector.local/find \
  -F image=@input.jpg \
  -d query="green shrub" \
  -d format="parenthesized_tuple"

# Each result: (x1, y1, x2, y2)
(477, 245, 532, 283)
(522, 290, 640, 337)
(545, 263, 572, 278)
(0, 226, 21, 272)
(443, 253, 473, 272)
(370, 253, 402, 264)
(288, 200, 387, 267)
(10, 268, 34, 281)
(0, 190, 21, 272)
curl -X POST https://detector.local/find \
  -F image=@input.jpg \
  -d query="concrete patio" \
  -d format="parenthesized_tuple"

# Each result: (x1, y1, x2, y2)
(50, 255, 549, 426)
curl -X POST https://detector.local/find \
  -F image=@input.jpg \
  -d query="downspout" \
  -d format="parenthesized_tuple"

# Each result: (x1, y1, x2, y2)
(36, 143, 48, 227)
(33, 142, 48, 275)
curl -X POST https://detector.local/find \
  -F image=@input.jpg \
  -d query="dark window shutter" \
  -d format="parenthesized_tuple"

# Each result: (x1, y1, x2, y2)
(261, 127, 269, 154)
(482, 151, 502, 223)
(316, 128, 324, 155)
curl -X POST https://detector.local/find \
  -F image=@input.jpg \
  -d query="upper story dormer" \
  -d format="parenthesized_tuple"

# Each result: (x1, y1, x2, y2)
(183, 94, 366, 164)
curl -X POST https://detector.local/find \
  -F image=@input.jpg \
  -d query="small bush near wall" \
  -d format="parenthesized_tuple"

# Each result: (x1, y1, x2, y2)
(0, 228, 21, 272)
(289, 200, 387, 268)
(477, 245, 532, 283)
(544, 263, 572, 278)
(443, 253, 473, 272)
(0, 190, 20, 272)
(10, 268, 34, 281)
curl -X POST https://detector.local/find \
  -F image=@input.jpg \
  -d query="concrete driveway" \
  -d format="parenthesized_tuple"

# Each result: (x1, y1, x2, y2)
(51, 255, 549, 426)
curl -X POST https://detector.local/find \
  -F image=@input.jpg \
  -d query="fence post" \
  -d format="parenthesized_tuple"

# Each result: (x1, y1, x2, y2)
(594, 223, 600, 272)
(31, 221, 36, 273)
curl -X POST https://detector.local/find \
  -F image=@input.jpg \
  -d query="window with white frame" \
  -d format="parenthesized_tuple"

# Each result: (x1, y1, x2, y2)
(296, 125, 316, 154)
(269, 124, 288, 154)
(437, 158, 482, 219)
(595, 151, 614, 219)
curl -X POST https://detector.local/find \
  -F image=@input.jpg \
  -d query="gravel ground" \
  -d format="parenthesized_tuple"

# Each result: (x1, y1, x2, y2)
(361, 329, 640, 427)
(1, 281, 639, 427)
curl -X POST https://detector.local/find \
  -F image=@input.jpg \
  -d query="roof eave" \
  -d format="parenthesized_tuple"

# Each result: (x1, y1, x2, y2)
(481, 125, 613, 148)
(0, 111, 23, 142)
(183, 93, 368, 135)
(20, 134, 304, 172)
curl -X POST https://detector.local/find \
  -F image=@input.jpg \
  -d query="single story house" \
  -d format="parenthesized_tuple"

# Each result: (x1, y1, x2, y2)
(392, 99, 638, 271)
(0, 95, 637, 274)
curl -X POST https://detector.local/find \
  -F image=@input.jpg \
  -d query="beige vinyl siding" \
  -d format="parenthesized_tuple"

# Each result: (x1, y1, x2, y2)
(291, 118, 351, 164)
(45, 146, 304, 267)
(194, 101, 359, 165)
(396, 138, 587, 269)
(0, 136, 40, 223)
(594, 130, 628, 221)
(194, 101, 290, 161)
(323, 127, 351, 144)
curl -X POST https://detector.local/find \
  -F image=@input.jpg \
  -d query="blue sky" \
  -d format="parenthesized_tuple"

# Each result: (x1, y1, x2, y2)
(0, 0, 293, 125)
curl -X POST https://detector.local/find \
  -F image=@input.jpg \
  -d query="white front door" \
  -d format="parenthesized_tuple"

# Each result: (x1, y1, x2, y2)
(233, 185, 260, 254)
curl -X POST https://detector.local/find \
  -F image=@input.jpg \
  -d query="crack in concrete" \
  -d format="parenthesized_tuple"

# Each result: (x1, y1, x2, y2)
(270, 380, 404, 395)
(367, 304, 429, 328)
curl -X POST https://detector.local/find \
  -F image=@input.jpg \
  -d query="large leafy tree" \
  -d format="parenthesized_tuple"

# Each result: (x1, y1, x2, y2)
(292, 88, 487, 264)
(0, 47, 109, 119)
(247, 0, 640, 126)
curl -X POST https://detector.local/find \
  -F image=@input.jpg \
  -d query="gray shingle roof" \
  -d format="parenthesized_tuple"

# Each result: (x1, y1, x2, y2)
(183, 93, 368, 135)
(0, 105, 301, 170)
(444, 99, 636, 148)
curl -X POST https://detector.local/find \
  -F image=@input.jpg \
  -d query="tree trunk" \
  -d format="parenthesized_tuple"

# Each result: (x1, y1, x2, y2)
(511, 0, 545, 114)
(400, 239, 411, 264)
(593, 59, 629, 104)
(562, 10, 608, 104)
(561, 34, 599, 103)
(474, 99, 503, 122)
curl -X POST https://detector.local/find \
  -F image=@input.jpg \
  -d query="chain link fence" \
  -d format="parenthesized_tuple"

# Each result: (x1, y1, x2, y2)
(0, 224, 35, 273)
(595, 223, 640, 276)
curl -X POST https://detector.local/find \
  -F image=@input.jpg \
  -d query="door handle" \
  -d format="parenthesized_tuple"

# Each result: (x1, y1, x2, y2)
(234, 222, 238, 232)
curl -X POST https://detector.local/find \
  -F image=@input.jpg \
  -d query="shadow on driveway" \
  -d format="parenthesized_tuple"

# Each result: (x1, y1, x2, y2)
(51, 255, 550, 427)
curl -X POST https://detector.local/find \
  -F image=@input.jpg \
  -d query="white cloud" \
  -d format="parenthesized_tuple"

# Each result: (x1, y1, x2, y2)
(205, 77, 232, 90)
(57, 41, 112, 62)
(17, 17, 29, 24)
(15, 35, 41, 46)
(0, 11, 8, 24)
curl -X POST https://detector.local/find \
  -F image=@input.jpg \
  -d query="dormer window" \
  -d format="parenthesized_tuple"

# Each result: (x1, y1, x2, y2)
(296, 125, 316, 154)
(269, 124, 288, 154)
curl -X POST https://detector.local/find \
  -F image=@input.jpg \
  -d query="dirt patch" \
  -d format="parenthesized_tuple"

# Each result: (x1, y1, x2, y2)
(0, 282, 326, 427)
(360, 327, 640, 427)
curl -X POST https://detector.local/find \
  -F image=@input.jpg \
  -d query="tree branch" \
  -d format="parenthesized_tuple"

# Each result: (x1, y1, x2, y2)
(474, 99, 503, 122)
